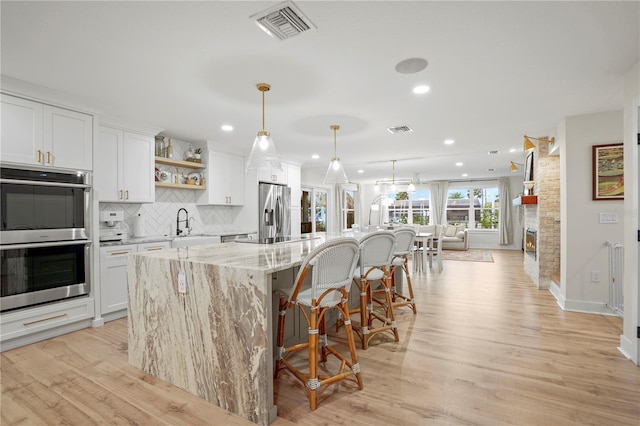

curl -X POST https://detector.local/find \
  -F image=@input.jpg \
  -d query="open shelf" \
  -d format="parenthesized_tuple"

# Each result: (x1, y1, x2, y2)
(155, 157, 205, 169)
(155, 182, 206, 190)
(512, 195, 538, 206)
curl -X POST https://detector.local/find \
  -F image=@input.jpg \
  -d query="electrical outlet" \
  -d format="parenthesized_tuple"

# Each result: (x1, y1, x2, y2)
(178, 272, 186, 293)
(591, 270, 601, 282)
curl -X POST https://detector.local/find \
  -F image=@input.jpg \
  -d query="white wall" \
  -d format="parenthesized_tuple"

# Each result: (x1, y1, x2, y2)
(621, 61, 639, 364)
(560, 110, 625, 312)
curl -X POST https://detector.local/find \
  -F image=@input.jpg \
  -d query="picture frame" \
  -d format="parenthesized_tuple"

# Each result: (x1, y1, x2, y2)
(592, 143, 624, 200)
(524, 151, 534, 182)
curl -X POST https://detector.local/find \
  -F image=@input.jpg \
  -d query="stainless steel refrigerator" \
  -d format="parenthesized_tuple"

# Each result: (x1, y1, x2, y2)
(258, 182, 291, 243)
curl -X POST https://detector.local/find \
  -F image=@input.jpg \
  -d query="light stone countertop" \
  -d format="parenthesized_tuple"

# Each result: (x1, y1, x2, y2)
(132, 235, 324, 274)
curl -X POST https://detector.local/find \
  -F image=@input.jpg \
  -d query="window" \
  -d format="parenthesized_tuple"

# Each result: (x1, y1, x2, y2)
(445, 186, 499, 229)
(342, 189, 355, 230)
(385, 189, 430, 225)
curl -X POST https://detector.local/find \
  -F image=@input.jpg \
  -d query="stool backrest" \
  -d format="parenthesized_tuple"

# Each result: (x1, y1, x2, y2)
(289, 237, 360, 303)
(357, 230, 396, 274)
(393, 228, 416, 255)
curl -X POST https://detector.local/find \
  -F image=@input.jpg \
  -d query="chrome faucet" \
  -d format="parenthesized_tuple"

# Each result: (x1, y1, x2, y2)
(176, 208, 189, 236)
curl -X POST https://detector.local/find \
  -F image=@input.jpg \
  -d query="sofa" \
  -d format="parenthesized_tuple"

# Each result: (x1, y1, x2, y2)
(419, 224, 469, 250)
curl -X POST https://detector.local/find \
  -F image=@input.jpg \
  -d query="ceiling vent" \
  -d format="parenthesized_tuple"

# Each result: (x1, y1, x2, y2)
(488, 150, 500, 155)
(251, 1, 316, 41)
(387, 125, 413, 134)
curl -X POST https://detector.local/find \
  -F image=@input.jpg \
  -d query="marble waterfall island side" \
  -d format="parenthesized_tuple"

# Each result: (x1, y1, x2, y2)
(127, 240, 323, 425)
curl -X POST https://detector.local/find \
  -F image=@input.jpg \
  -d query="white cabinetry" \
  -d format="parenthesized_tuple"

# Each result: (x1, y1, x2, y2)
(0, 297, 95, 351)
(198, 147, 245, 206)
(99, 241, 170, 319)
(1, 94, 93, 170)
(94, 125, 155, 203)
(258, 165, 287, 184)
(287, 163, 302, 238)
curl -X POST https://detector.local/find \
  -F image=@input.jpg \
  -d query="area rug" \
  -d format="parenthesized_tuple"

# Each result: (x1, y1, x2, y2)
(441, 249, 494, 262)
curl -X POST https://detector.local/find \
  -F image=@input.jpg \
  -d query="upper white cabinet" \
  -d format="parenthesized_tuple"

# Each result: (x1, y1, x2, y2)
(257, 165, 287, 184)
(287, 163, 301, 207)
(94, 125, 155, 203)
(1, 94, 93, 170)
(197, 147, 244, 206)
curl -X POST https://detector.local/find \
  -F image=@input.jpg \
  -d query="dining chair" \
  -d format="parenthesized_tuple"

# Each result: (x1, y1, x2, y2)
(274, 237, 363, 410)
(425, 226, 444, 272)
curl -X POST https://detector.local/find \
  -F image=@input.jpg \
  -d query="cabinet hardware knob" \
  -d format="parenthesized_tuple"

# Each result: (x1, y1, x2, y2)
(23, 313, 67, 326)
(37, 150, 43, 163)
(47, 151, 52, 164)
(119, 190, 123, 200)
(125, 190, 129, 200)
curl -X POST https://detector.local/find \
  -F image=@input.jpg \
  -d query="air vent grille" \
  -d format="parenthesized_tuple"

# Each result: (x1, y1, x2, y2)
(387, 125, 413, 134)
(488, 150, 500, 155)
(252, 1, 315, 41)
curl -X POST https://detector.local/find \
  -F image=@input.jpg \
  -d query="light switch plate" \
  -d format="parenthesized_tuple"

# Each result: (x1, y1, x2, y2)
(599, 212, 619, 224)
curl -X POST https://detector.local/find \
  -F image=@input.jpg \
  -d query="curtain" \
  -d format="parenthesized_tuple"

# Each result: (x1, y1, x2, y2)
(498, 177, 513, 245)
(429, 181, 449, 225)
(330, 184, 342, 234)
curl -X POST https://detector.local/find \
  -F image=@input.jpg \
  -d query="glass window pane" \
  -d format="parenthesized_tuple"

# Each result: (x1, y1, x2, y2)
(315, 191, 327, 232)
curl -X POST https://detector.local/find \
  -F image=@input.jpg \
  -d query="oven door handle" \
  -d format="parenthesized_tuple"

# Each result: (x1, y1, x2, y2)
(0, 240, 91, 250)
(0, 178, 91, 189)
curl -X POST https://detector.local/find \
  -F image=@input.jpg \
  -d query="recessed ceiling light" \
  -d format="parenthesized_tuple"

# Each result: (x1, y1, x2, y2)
(509, 148, 516, 153)
(311, 154, 319, 159)
(444, 139, 454, 145)
(221, 124, 233, 131)
(395, 57, 428, 74)
(456, 162, 463, 166)
(357, 169, 364, 173)
(462, 173, 468, 177)
(412, 85, 430, 94)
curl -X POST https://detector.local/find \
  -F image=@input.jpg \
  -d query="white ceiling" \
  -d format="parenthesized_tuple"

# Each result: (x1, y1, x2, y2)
(2, 1, 638, 184)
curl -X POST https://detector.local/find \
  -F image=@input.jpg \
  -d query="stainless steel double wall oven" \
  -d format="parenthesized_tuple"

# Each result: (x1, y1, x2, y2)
(0, 166, 92, 312)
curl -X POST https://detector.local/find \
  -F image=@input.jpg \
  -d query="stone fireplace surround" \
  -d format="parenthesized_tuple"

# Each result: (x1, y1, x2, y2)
(521, 140, 560, 289)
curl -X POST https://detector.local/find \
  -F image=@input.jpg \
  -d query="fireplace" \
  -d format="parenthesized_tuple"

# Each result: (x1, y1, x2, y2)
(525, 229, 537, 259)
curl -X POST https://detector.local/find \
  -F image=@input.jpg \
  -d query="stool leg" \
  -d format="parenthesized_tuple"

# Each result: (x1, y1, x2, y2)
(359, 278, 370, 350)
(383, 275, 399, 342)
(307, 304, 320, 410)
(340, 298, 364, 390)
(403, 260, 416, 314)
(274, 296, 287, 378)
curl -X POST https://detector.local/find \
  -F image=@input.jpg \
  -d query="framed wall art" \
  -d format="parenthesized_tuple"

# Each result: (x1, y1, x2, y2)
(592, 143, 624, 200)
(524, 151, 534, 182)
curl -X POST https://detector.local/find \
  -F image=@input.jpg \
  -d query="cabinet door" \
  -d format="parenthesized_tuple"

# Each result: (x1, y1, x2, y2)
(287, 163, 301, 207)
(122, 132, 154, 203)
(199, 151, 245, 205)
(94, 126, 123, 202)
(100, 245, 136, 315)
(257, 165, 287, 184)
(226, 153, 245, 206)
(43, 105, 93, 170)
(0, 94, 43, 166)
(137, 241, 170, 252)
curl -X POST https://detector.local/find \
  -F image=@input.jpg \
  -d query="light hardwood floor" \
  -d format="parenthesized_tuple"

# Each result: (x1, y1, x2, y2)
(2, 250, 639, 425)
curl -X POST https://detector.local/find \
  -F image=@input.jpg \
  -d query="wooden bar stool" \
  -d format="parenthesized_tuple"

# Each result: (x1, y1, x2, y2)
(345, 230, 399, 350)
(274, 237, 363, 410)
(386, 227, 417, 314)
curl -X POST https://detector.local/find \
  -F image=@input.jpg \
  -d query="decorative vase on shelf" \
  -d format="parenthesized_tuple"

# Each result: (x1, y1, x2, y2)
(523, 181, 534, 195)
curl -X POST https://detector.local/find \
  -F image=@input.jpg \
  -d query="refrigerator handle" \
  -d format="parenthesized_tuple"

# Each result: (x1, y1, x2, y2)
(264, 209, 273, 226)
(275, 197, 282, 235)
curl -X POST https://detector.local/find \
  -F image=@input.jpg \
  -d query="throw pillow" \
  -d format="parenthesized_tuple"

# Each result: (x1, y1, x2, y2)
(456, 231, 465, 239)
(455, 224, 465, 234)
(444, 225, 457, 237)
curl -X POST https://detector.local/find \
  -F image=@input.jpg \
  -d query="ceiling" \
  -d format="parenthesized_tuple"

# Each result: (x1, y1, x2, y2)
(2, 1, 638, 184)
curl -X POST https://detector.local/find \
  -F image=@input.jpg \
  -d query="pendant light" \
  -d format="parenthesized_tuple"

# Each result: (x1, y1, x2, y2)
(390, 160, 397, 192)
(246, 83, 282, 170)
(323, 124, 348, 184)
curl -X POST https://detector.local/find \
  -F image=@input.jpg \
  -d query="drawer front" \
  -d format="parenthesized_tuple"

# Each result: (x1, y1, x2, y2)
(0, 297, 94, 342)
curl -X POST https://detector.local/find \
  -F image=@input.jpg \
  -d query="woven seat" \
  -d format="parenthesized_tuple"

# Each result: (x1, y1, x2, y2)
(385, 228, 417, 314)
(274, 237, 363, 410)
(341, 230, 399, 350)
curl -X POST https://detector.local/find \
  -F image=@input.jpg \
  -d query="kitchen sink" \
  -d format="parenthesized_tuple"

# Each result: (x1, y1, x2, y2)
(171, 234, 221, 248)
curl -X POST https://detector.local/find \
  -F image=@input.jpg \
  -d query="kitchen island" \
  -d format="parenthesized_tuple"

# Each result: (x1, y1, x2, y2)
(127, 237, 324, 425)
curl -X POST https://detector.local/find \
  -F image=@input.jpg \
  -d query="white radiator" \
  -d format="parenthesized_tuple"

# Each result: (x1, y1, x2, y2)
(605, 241, 624, 315)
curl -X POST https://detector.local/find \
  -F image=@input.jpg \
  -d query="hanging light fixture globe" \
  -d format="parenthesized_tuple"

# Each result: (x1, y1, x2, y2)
(246, 83, 282, 171)
(323, 124, 349, 184)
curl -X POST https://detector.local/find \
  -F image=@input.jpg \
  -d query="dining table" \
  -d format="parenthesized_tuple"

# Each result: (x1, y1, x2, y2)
(413, 232, 434, 273)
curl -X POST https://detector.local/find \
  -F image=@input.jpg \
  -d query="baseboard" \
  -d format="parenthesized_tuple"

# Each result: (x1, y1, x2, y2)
(618, 334, 638, 365)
